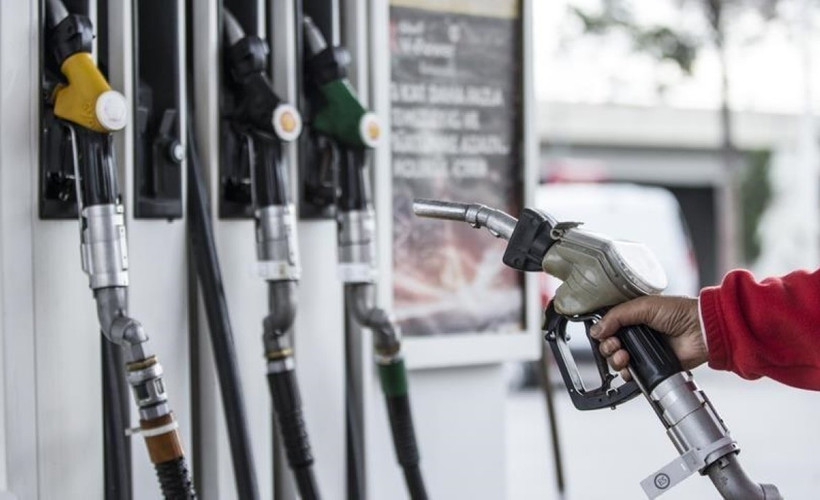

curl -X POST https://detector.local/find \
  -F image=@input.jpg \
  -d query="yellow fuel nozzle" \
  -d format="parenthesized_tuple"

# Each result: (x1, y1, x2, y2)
(53, 52, 127, 133)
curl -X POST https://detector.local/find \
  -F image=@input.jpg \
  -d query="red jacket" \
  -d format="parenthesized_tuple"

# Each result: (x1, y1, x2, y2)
(699, 268, 820, 390)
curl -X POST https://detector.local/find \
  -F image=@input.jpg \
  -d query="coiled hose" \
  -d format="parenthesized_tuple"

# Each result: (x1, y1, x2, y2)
(155, 456, 197, 499)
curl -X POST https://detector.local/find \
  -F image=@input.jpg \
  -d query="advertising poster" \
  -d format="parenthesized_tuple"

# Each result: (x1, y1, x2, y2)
(390, 0, 524, 336)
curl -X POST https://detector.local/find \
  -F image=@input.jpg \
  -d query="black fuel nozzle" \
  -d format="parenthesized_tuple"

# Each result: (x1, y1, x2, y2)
(223, 10, 302, 142)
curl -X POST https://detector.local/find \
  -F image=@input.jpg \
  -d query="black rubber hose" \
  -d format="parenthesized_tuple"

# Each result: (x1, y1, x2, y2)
(346, 374, 365, 500)
(155, 456, 197, 499)
(186, 127, 260, 500)
(384, 393, 428, 500)
(267, 369, 320, 500)
(337, 147, 368, 211)
(377, 353, 428, 499)
(102, 338, 132, 500)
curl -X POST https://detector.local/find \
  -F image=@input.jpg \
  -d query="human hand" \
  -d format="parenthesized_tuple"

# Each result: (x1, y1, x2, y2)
(589, 296, 708, 381)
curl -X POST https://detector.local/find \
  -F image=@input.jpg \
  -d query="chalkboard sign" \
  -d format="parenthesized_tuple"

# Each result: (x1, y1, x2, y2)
(390, 0, 524, 336)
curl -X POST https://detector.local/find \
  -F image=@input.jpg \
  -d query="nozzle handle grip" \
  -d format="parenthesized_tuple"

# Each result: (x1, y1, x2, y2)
(615, 320, 682, 392)
(70, 126, 119, 207)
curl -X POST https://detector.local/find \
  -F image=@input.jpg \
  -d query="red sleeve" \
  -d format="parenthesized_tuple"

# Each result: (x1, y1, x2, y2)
(699, 268, 820, 390)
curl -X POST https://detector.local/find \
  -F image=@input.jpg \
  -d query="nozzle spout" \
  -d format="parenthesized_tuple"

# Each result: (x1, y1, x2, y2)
(223, 8, 245, 46)
(46, 0, 70, 27)
(303, 16, 328, 55)
(412, 198, 518, 240)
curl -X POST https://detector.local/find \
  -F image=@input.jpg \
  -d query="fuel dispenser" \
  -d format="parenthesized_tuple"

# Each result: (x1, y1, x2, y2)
(298, 8, 428, 498)
(190, 0, 346, 497)
(40, 0, 195, 497)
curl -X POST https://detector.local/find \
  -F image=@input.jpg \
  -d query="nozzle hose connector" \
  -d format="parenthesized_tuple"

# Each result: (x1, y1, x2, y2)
(127, 355, 196, 498)
(338, 210, 377, 284)
(640, 372, 781, 499)
(81, 204, 129, 289)
(256, 205, 300, 281)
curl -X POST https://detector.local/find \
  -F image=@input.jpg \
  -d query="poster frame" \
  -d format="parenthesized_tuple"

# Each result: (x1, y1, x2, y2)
(371, 0, 540, 369)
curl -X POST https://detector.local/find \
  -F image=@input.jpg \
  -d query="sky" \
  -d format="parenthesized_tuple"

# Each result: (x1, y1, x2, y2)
(532, 0, 820, 114)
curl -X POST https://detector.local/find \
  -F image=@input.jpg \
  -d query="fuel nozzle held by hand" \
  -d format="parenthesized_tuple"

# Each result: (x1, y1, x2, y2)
(413, 198, 781, 499)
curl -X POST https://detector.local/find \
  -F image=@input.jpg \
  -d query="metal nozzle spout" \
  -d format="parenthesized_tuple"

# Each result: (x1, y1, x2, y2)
(412, 198, 518, 240)
(223, 8, 245, 46)
(46, 0, 70, 27)
(303, 16, 328, 55)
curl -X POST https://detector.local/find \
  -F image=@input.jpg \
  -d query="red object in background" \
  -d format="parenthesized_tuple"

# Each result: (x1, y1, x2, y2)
(701, 268, 820, 390)
(542, 158, 609, 184)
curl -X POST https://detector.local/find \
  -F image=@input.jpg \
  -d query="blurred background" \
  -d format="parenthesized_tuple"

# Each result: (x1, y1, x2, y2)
(506, 0, 820, 498)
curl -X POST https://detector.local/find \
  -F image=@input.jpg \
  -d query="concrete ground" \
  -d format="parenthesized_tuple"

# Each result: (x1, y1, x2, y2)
(505, 364, 820, 499)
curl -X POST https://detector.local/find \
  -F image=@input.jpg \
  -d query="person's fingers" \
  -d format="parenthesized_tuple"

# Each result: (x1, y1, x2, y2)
(619, 368, 631, 381)
(609, 349, 630, 371)
(598, 337, 621, 356)
(590, 296, 660, 340)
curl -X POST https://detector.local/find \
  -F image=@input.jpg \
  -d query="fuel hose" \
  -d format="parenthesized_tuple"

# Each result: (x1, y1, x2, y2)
(186, 124, 261, 500)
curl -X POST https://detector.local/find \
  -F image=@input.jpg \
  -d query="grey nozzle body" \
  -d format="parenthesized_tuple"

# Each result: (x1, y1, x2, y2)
(303, 16, 328, 55)
(46, 0, 70, 27)
(223, 8, 245, 46)
(412, 198, 518, 240)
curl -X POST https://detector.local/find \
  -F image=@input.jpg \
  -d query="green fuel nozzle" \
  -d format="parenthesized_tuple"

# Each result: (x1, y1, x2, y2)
(303, 17, 380, 149)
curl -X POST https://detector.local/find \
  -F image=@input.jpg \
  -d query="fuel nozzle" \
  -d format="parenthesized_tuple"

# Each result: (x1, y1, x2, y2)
(302, 17, 380, 149)
(413, 198, 667, 315)
(223, 9, 302, 142)
(46, 0, 127, 133)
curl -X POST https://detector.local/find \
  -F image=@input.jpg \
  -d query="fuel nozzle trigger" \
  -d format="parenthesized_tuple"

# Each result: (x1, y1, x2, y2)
(543, 301, 642, 411)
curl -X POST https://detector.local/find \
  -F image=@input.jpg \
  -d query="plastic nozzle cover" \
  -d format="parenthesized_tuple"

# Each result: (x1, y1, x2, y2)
(272, 104, 303, 142)
(95, 90, 128, 131)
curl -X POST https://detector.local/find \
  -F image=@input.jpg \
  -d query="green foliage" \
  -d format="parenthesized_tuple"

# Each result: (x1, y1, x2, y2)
(740, 149, 772, 262)
(570, 3, 700, 75)
(570, 0, 782, 75)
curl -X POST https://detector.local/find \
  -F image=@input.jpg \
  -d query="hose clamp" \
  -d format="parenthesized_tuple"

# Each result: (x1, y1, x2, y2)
(127, 359, 169, 409)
